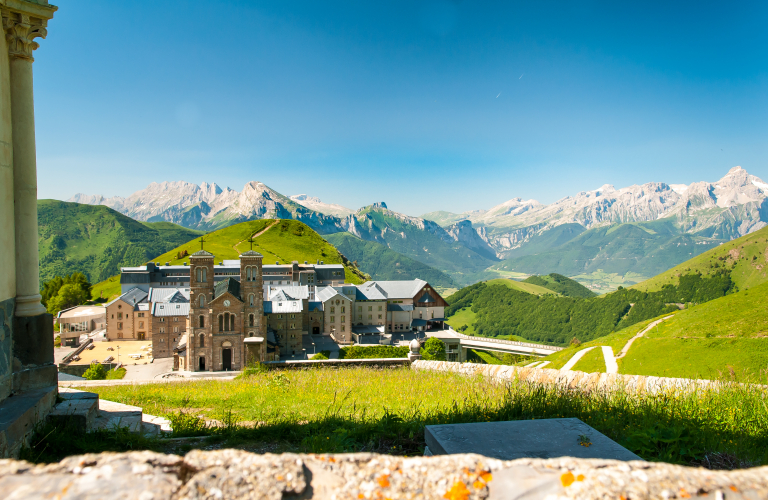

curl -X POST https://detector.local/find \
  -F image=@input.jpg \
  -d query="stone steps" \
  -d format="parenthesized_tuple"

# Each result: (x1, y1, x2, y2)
(52, 388, 171, 436)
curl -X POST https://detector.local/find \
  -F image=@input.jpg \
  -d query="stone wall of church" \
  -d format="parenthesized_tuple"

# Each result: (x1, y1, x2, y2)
(0, 298, 14, 402)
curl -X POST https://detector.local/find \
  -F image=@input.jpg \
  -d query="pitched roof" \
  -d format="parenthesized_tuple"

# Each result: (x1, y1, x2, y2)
(269, 298, 303, 313)
(148, 287, 190, 304)
(190, 250, 214, 257)
(356, 282, 387, 300)
(106, 287, 148, 308)
(268, 286, 309, 301)
(367, 280, 427, 299)
(153, 302, 190, 317)
(315, 286, 351, 303)
(308, 301, 323, 312)
(214, 278, 241, 300)
(240, 250, 263, 257)
(417, 291, 437, 303)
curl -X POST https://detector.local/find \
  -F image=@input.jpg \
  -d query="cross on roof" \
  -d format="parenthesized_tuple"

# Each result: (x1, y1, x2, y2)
(199, 235, 206, 250)
(248, 235, 255, 251)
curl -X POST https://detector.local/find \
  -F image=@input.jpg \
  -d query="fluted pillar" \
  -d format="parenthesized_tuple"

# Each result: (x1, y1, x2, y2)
(1, 2, 56, 317)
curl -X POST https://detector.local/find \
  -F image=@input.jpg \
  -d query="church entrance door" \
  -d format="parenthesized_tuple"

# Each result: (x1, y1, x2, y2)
(312, 326, 320, 335)
(199, 356, 205, 371)
(222, 348, 232, 371)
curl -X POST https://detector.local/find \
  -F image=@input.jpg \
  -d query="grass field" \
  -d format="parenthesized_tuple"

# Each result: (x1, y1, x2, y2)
(445, 307, 477, 334)
(572, 347, 606, 373)
(43, 366, 768, 468)
(570, 270, 649, 294)
(484, 278, 558, 295)
(91, 275, 122, 302)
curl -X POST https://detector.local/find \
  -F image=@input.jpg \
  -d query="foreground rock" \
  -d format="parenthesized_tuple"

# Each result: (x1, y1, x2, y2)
(1, 450, 767, 499)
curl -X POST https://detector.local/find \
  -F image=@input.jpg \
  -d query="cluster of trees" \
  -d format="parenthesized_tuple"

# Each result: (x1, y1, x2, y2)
(41, 272, 93, 317)
(447, 271, 734, 346)
(175, 249, 190, 260)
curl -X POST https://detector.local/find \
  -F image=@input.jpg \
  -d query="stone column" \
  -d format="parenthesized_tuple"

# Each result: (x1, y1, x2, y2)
(2, 4, 55, 317)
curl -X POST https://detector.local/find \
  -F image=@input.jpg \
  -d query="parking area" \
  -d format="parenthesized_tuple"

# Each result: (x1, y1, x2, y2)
(67, 340, 153, 366)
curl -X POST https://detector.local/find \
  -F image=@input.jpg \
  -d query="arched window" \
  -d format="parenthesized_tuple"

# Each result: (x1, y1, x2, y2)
(199, 315, 205, 328)
(199, 333, 205, 347)
(249, 314, 255, 327)
(247, 267, 252, 281)
(230, 314, 235, 331)
(223, 312, 230, 331)
(218, 315, 223, 332)
(249, 294, 254, 307)
(202, 268, 207, 282)
(196, 268, 201, 282)
(199, 294, 206, 307)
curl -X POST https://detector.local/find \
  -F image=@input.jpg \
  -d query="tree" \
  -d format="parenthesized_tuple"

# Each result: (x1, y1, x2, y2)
(421, 337, 446, 361)
(47, 284, 89, 316)
(41, 276, 64, 307)
(83, 362, 107, 380)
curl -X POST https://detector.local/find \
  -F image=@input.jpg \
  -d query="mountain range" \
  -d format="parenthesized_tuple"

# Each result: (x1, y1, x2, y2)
(69, 166, 768, 289)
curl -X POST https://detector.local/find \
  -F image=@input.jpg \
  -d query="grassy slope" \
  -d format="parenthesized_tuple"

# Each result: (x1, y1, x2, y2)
(324, 232, 457, 288)
(572, 347, 606, 373)
(618, 281, 768, 379)
(484, 278, 557, 295)
(38, 200, 202, 283)
(445, 307, 477, 334)
(633, 225, 768, 293)
(151, 219, 367, 285)
(523, 273, 596, 298)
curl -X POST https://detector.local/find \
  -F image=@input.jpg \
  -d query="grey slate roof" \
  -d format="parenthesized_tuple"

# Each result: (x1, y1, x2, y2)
(308, 301, 323, 312)
(240, 250, 263, 257)
(268, 286, 309, 301)
(153, 302, 190, 317)
(214, 278, 241, 300)
(315, 286, 351, 303)
(106, 287, 148, 308)
(367, 280, 427, 300)
(263, 301, 272, 314)
(148, 287, 190, 304)
(355, 282, 387, 300)
(387, 304, 414, 312)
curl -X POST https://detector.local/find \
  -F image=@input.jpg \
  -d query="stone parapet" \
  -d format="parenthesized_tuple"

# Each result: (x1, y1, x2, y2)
(264, 358, 411, 370)
(412, 360, 766, 394)
(1, 449, 767, 499)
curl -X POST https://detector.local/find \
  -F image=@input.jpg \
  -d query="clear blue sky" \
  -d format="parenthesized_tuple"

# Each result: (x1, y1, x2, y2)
(35, 1, 768, 216)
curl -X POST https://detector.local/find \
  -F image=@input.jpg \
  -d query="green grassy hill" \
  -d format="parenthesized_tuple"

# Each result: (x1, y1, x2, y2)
(324, 232, 457, 289)
(484, 278, 558, 295)
(93, 219, 369, 302)
(539, 280, 768, 380)
(38, 200, 202, 284)
(523, 273, 596, 298)
(633, 225, 768, 292)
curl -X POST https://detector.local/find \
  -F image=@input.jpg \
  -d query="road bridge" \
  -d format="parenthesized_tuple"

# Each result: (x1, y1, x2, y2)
(426, 329, 564, 362)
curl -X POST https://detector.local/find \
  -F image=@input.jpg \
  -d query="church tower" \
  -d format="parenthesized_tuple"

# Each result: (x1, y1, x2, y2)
(189, 249, 214, 371)
(240, 249, 264, 360)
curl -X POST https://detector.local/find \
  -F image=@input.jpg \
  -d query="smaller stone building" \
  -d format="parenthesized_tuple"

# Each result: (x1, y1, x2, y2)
(151, 302, 189, 359)
(105, 288, 149, 340)
(315, 287, 353, 344)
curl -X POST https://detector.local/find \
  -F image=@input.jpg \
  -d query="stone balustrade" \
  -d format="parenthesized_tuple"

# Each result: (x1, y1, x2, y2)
(1, 449, 767, 499)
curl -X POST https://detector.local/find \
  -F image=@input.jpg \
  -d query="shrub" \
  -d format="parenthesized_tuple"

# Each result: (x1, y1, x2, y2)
(83, 363, 107, 380)
(421, 337, 446, 361)
(105, 367, 127, 380)
(338, 345, 408, 359)
(312, 352, 329, 360)
(54, 336, 61, 348)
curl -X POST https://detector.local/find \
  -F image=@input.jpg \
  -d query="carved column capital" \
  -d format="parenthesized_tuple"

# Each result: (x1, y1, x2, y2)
(1, 2, 57, 62)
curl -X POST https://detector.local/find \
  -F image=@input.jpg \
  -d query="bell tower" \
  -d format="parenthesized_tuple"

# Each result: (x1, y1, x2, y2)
(240, 249, 264, 360)
(189, 244, 214, 371)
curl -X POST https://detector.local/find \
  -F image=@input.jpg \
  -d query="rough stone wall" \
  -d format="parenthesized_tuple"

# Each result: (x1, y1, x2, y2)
(2, 450, 767, 499)
(0, 297, 13, 401)
(412, 360, 764, 394)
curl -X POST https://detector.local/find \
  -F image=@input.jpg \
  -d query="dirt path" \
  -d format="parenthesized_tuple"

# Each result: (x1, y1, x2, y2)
(561, 346, 597, 371)
(615, 315, 674, 360)
(232, 220, 278, 254)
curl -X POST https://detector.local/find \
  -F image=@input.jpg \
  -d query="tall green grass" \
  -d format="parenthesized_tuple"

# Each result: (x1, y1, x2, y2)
(71, 367, 768, 467)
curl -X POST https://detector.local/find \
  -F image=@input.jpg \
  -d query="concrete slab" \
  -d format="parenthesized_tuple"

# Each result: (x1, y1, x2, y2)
(92, 399, 143, 433)
(425, 418, 642, 461)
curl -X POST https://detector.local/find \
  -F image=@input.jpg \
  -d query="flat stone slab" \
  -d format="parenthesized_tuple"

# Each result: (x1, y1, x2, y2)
(425, 418, 642, 461)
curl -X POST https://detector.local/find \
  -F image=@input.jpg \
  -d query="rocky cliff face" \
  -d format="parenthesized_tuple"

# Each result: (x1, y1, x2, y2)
(289, 194, 354, 218)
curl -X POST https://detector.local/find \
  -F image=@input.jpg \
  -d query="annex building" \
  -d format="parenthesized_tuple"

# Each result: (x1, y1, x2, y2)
(107, 249, 447, 371)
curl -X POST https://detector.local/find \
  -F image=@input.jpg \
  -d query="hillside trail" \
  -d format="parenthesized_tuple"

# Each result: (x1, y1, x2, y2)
(558, 315, 673, 374)
(232, 220, 279, 254)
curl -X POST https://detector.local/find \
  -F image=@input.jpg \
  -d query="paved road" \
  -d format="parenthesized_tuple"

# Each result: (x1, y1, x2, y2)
(123, 358, 174, 381)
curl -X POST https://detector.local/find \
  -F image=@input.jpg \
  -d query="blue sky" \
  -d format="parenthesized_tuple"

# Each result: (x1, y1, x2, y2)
(35, 1, 768, 216)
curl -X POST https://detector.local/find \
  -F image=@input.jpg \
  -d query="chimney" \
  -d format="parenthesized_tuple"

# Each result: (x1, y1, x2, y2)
(276, 261, 279, 265)
(165, 262, 170, 266)
(304, 261, 308, 265)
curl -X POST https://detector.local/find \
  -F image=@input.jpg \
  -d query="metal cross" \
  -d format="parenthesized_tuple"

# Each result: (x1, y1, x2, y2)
(199, 235, 206, 250)
(248, 235, 255, 251)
